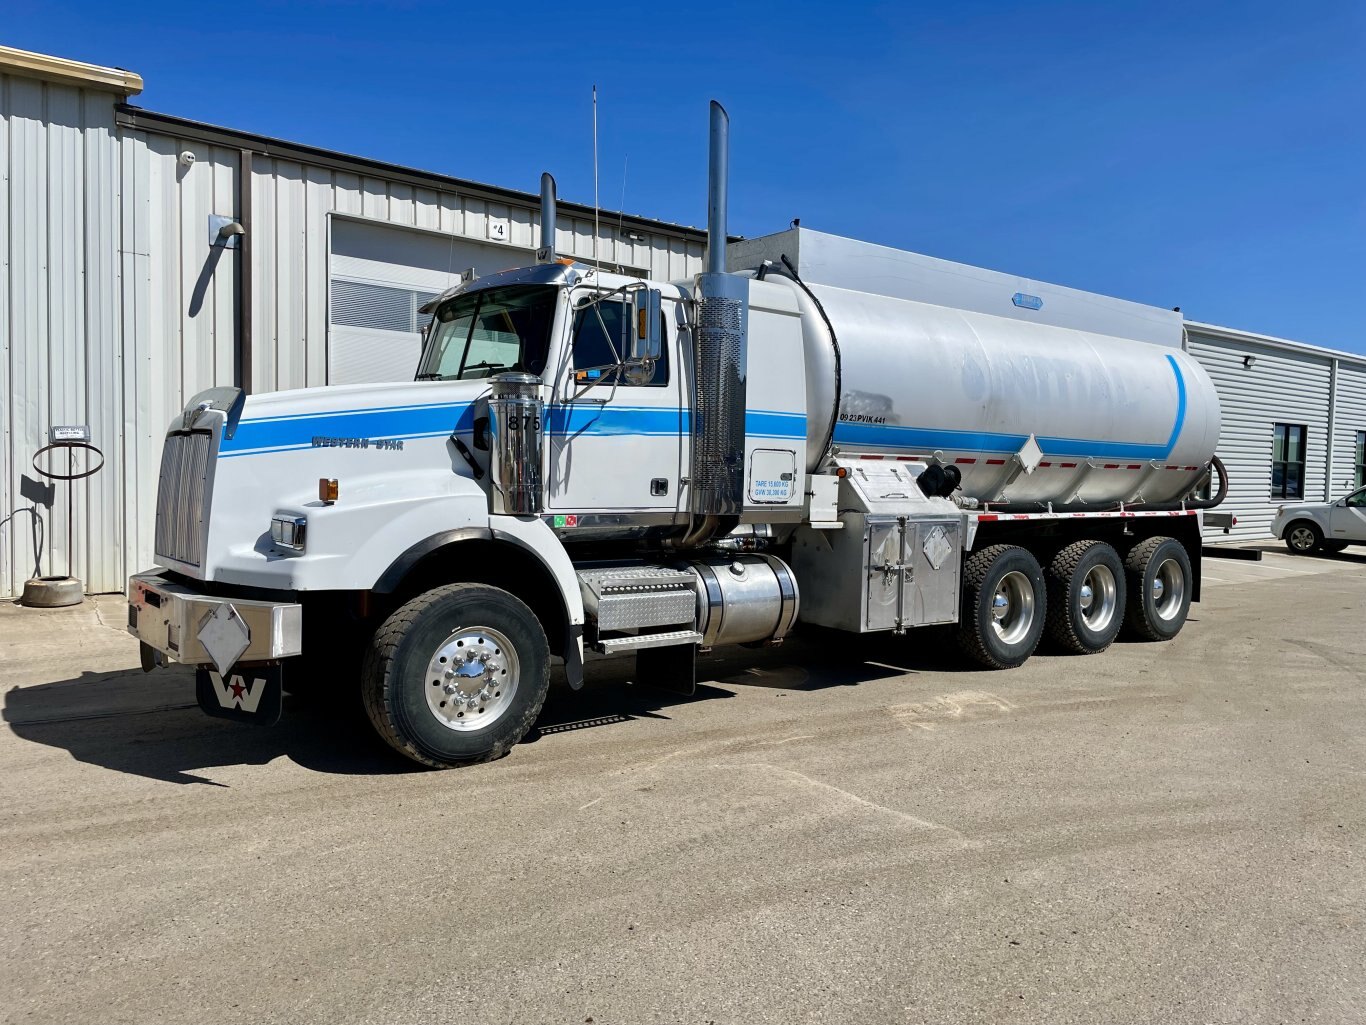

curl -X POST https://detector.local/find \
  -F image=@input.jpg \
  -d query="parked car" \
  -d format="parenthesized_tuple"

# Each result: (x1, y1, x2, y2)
(1273, 487, 1366, 554)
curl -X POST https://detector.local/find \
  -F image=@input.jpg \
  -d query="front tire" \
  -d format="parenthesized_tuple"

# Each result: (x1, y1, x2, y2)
(1045, 540, 1126, 654)
(362, 583, 550, 768)
(1123, 537, 1192, 642)
(957, 544, 1047, 670)
(1284, 520, 1322, 554)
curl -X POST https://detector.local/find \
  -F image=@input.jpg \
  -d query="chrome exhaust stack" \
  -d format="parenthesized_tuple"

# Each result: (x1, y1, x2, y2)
(680, 101, 750, 546)
(536, 172, 557, 263)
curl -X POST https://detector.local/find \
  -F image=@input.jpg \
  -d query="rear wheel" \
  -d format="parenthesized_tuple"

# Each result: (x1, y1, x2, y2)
(957, 545, 1047, 670)
(1045, 540, 1126, 654)
(362, 583, 550, 768)
(1284, 521, 1322, 554)
(1123, 537, 1192, 642)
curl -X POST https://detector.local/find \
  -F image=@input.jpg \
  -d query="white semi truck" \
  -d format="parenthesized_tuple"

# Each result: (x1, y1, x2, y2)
(129, 103, 1228, 768)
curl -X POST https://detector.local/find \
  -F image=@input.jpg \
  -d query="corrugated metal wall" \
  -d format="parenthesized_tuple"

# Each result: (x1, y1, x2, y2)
(1333, 363, 1366, 494)
(117, 128, 241, 588)
(1, 75, 707, 597)
(1187, 329, 1359, 543)
(1, 72, 125, 598)
(245, 155, 705, 393)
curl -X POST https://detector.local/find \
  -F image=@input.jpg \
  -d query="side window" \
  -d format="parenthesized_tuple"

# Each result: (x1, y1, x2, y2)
(1271, 423, 1307, 500)
(1347, 489, 1366, 509)
(571, 299, 668, 387)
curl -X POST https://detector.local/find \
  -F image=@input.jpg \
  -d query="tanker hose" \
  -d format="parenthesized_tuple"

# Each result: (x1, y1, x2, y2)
(1182, 454, 1229, 510)
(778, 254, 842, 462)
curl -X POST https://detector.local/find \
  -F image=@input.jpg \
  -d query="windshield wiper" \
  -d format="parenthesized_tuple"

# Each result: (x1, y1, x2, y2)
(415, 372, 444, 380)
(459, 361, 509, 378)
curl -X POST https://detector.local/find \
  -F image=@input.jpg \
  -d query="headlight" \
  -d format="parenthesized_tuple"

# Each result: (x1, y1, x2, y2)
(270, 515, 307, 551)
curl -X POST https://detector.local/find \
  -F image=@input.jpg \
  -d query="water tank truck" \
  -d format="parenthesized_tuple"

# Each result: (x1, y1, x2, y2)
(127, 102, 1227, 767)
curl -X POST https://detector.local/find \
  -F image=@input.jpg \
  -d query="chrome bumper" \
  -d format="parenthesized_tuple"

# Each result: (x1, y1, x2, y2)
(127, 571, 303, 671)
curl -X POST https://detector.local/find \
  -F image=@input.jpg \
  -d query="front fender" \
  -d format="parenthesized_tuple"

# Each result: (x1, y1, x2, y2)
(488, 514, 585, 629)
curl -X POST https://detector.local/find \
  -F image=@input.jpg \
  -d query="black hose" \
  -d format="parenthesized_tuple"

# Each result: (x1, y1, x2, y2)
(778, 254, 842, 462)
(1182, 453, 1229, 510)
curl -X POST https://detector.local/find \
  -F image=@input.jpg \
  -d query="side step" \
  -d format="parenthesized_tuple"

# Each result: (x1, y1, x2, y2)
(595, 629, 703, 654)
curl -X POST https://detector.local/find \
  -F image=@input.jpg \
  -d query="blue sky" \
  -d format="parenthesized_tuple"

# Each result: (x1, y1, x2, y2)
(8, 1, 1365, 351)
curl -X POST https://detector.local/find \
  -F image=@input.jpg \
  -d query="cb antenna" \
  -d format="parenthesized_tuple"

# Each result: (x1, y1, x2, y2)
(592, 84, 600, 266)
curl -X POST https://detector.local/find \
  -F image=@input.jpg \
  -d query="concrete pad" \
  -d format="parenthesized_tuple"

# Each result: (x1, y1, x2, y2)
(2, 555, 1365, 1024)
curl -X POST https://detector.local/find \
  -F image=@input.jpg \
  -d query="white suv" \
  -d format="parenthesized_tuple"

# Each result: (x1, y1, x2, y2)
(1272, 486, 1366, 554)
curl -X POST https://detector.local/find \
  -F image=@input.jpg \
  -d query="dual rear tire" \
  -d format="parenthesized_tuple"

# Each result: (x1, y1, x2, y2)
(957, 536, 1192, 669)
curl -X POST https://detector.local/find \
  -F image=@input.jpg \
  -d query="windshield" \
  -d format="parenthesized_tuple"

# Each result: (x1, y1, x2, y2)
(416, 285, 558, 381)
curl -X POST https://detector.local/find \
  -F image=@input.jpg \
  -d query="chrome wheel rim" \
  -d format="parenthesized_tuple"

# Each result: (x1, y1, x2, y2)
(1079, 564, 1118, 633)
(424, 626, 519, 732)
(1152, 559, 1186, 622)
(990, 570, 1036, 645)
(1289, 526, 1317, 551)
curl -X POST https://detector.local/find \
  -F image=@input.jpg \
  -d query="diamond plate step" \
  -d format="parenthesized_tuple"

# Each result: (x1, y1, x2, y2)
(578, 565, 698, 632)
(595, 630, 703, 654)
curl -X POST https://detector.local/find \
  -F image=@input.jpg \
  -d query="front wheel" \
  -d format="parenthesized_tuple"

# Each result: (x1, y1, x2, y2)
(1123, 537, 1192, 642)
(957, 544, 1047, 670)
(362, 583, 550, 768)
(1284, 521, 1323, 554)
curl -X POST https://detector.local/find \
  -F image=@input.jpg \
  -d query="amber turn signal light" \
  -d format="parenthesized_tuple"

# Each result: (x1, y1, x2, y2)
(319, 478, 339, 504)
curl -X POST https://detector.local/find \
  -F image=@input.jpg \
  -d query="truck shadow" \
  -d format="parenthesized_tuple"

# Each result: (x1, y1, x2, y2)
(3, 629, 975, 784)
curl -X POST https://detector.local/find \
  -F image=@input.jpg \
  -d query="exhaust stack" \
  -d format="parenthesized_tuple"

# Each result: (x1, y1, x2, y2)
(680, 100, 750, 546)
(536, 172, 557, 263)
(706, 102, 728, 274)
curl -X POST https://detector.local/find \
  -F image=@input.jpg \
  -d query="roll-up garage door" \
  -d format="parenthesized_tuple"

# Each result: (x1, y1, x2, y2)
(328, 218, 532, 385)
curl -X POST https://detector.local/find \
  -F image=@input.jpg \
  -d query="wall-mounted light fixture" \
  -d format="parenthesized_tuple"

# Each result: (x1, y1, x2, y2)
(1243, 354, 1257, 369)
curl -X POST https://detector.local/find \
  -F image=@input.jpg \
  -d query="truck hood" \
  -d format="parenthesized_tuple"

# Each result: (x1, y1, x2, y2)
(222, 380, 491, 457)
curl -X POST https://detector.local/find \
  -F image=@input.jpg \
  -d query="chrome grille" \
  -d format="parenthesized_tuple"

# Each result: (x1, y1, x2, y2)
(154, 430, 214, 566)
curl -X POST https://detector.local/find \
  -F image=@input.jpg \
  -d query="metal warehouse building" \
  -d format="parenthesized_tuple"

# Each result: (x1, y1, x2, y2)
(1, 46, 1362, 598)
(0, 47, 706, 599)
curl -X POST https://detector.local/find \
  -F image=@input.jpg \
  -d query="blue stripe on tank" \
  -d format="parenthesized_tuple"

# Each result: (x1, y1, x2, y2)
(832, 355, 1188, 462)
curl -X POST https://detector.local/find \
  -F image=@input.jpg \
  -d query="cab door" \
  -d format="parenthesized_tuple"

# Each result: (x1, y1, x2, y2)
(545, 288, 686, 522)
(1329, 488, 1366, 541)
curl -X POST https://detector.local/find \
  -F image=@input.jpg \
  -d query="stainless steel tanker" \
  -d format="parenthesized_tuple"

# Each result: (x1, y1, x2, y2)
(731, 228, 1221, 508)
(124, 98, 1227, 772)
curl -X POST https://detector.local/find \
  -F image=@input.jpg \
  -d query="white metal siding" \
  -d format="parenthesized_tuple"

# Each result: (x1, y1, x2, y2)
(0, 80, 706, 597)
(1334, 363, 1366, 494)
(248, 156, 704, 393)
(1187, 331, 1333, 542)
(0, 74, 126, 597)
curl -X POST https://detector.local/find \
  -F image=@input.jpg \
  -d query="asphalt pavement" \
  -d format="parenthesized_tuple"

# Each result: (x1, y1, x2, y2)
(2, 543, 1364, 1024)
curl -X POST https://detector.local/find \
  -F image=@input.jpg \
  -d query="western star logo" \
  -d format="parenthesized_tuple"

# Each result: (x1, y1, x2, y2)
(310, 436, 404, 450)
(208, 670, 269, 714)
(552, 515, 579, 528)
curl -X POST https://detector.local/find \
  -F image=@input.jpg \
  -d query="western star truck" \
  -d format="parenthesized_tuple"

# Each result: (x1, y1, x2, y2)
(128, 103, 1228, 768)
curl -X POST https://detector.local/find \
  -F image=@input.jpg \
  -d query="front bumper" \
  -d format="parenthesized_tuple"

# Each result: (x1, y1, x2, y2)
(127, 570, 303, 672)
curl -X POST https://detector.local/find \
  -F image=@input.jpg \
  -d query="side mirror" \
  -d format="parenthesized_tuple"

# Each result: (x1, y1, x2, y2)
(624, 288, 663, 363)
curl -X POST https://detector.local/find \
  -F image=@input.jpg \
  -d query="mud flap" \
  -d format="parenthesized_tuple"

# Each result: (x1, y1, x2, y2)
(635, 643, 697, 696)
(195, 663, 284, 725)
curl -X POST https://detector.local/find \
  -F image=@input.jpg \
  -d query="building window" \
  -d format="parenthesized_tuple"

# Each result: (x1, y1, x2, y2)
(1356, 431, 1366, 489)
(1271, 423, 1307, 499)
